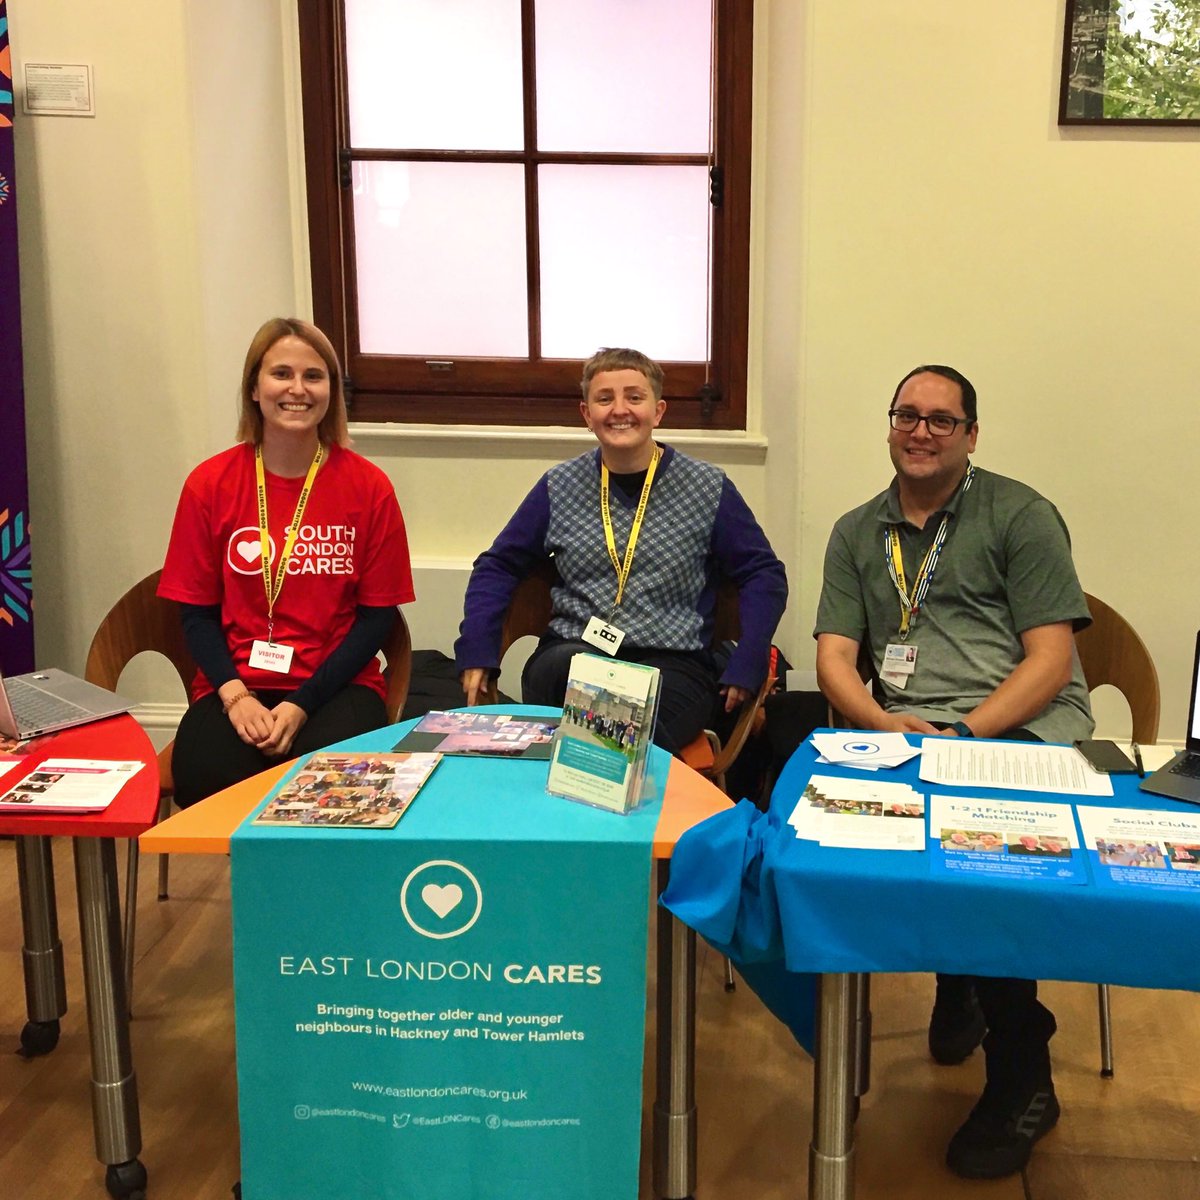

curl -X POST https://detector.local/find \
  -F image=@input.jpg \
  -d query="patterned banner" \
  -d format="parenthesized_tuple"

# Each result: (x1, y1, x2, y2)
(0, 0, 35, 673)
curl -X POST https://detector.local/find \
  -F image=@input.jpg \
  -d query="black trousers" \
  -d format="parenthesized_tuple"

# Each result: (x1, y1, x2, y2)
(935, 973, 1056, 1078)
(521, 636, 718, 756)
(933, 723, 1056, 1079)
(172, 685, 388, 808)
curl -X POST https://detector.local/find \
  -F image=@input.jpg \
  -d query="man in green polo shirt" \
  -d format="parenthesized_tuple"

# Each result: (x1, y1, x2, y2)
(814, 364, 1093, 1180)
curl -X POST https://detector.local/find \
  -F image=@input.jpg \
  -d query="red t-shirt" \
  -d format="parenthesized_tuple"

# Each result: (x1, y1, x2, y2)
(159, 443, 415, 701)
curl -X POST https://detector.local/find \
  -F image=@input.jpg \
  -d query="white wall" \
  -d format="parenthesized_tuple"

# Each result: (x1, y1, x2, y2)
(8, 0, 1199, 737)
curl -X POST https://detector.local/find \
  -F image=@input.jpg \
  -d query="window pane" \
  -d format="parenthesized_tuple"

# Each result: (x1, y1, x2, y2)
(538, 165, 710, 361)
(353, 162, 529, 357)
(536, 0, 712, 152)
(344, 0, 524, 150)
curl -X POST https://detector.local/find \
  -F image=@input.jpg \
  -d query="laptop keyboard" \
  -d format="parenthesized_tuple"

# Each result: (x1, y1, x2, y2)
(7, 678, 91, 730)
(1168, 754, 1200, 780)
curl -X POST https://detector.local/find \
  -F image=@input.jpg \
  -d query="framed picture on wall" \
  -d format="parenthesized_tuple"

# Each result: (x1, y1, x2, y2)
(1059, 0, 1200, 125)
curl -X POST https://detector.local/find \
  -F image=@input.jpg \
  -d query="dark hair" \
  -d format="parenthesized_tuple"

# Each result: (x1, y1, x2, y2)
(891, 364, 977, 424)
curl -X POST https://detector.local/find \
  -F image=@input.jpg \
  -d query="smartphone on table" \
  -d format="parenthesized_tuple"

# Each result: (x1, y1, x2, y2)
(1074, 739, 1137, 774)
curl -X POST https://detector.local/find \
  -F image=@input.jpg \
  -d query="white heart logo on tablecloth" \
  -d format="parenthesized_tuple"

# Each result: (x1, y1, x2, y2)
(421, 883, 463, 919)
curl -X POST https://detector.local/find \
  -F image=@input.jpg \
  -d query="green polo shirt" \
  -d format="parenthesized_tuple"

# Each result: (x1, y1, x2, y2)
(814, 465, 1094, 744)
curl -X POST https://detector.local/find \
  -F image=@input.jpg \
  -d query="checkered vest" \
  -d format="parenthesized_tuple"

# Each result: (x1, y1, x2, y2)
(545, 449, 723, 650)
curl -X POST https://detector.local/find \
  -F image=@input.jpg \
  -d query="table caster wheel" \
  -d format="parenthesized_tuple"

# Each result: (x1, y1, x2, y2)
(17, 1019, 60, 1057)
(105, 1158, 148, 1200)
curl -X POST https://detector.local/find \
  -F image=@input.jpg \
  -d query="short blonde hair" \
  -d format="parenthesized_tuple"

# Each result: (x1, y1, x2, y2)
(237, 317, 349, 447)
(580, 348, 664, 402)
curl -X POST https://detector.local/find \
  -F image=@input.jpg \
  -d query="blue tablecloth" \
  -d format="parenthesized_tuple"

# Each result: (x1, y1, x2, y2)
(663, 731, 1200, 1041)
(766, 733, 1200, 991)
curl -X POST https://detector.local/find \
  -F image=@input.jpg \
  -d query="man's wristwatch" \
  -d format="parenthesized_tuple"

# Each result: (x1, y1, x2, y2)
(950, 720, 975, 738)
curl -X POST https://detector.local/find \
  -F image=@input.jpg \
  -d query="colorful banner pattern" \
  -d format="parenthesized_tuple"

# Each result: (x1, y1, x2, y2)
(0, 1, 34, 673)
(231, 728, 662, 1199)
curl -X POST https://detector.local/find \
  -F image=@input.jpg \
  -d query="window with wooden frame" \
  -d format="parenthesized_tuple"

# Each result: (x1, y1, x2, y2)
(298, 0, 753, 429)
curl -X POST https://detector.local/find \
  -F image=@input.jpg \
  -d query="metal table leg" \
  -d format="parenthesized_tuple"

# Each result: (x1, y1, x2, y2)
(653, 858, 697, 1200)
(809, 972, 857, 1200)
(15, 834, 67, 1056)
(853, 973, 872, 1103)
(73, 836, 147, 1200)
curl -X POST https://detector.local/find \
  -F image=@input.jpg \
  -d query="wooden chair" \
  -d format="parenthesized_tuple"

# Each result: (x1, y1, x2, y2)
(1076, 591, 1160, 1078)
(84, 572, 413, 1005)
(84, 570, 195, 1008)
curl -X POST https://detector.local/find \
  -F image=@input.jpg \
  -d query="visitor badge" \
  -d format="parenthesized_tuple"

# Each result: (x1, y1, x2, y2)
(249, 639, 295, 674)
(883, 642, 917, 675)
(582, 616, 625, 656)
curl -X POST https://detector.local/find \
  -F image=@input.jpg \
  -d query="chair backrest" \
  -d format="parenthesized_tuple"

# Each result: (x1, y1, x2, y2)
(1076, 592, 1160, 744)
(85, 571, 413, 726)
(497, 559, 558, 658)
(84, 570, 195, 695)
(381, 607, 413, 724)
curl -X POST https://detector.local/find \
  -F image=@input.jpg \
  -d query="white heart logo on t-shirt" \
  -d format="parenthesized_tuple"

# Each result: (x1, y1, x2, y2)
(227, 527, 276, 575)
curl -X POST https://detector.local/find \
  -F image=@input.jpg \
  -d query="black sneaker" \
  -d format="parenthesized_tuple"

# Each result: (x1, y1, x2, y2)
(945, 1081, 1060, 1179)
(928, 982, 986, 1065)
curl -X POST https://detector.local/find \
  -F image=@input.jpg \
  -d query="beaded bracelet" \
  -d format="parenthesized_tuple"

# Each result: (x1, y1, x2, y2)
(222, 689, 256, 714)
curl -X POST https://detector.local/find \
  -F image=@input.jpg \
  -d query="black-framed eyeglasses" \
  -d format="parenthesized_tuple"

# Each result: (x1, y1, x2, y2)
(887, 408, 972, 437)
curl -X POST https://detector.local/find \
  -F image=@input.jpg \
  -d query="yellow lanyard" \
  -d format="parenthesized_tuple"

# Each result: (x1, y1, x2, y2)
(886, 526, 945, 640)
(885, 462, 974, 639)
(254, 443, 324, 640)
(600, 447, 661, 613)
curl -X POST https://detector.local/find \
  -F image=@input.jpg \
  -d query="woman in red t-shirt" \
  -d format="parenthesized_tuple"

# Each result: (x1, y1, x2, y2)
(159, 318, 415, 807)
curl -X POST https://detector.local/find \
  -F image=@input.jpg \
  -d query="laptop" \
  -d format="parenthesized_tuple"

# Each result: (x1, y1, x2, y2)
(1139, 631, 1200, 804)
(0, 667, 133, 740)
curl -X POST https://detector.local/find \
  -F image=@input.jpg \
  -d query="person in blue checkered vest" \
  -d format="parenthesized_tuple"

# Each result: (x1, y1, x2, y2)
(454, 347, 787, 755)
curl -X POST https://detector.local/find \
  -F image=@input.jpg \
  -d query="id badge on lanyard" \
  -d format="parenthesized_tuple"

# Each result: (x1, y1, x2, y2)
(592, 448, 660, 655)
(252, 444, 323, 672)
(880, 463, 974, 688)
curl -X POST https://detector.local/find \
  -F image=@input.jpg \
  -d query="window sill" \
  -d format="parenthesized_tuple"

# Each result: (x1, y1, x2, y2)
(348, 422, 770, 465)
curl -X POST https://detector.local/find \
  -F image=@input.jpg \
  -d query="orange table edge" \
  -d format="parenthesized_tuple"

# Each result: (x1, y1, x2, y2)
(140, 756, 731, 859)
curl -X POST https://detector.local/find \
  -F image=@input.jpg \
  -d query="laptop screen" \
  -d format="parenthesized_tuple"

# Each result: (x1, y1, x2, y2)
(1188, 632, 1200, 750)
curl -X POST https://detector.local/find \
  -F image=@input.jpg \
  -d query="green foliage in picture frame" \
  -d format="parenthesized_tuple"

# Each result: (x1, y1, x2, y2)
(1062, 0, 1200, 123)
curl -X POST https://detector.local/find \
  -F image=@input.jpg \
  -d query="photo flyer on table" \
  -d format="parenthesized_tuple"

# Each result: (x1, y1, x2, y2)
(1078, 805, 1200, 890)
(788, 774, 926, 850)
(930, 794, 1084, 884)
(0, 758, 145, 813)
(546, 653, 660, 815)
(394, 711, 560, 761)
(253, 752, 442, 829)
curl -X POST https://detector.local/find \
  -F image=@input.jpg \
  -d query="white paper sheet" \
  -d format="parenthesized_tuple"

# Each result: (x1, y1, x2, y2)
(919, 739, 1113, 796)
(0, 758, 145, 813)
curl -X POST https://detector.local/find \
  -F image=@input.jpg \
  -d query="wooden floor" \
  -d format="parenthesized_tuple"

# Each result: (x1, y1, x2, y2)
(2, 838, 1199, 1199)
